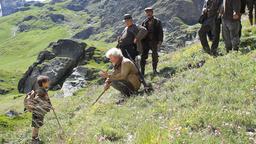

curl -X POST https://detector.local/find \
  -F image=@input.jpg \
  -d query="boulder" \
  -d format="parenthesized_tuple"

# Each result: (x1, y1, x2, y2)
(17, 7, 30, 12)
(17, 24, 30, 32)
(20, 57, 75, 93)
(34, 2, 45, 7)
(47, 7, 56, 11)
(23, 15, 37, 22)
(65, 0, 89, 11)
(36, 51, 56, 64)
(5, 110, 20, 118)
(18, 39, 87, 93)
(72, 27, 94, 40)
(0, 88, 9, 95)
(46, 14, 65, 23)
(80, 47, 96, 65)
(51, 0, 65, 3)
(51, 39, 86, 61)
(59, 66, 98, 97)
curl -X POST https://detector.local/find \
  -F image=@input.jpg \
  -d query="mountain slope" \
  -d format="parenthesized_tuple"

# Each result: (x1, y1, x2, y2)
(1, 21, 256, 143)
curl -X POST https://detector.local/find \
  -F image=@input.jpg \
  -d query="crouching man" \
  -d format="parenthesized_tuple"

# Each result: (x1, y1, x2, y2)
(99, 48, 141, 98)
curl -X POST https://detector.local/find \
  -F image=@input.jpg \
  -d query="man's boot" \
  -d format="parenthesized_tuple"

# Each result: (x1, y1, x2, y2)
(153, 64, 159, 75)
(249, 18, 253, 26)
(31, 137, 40, 144)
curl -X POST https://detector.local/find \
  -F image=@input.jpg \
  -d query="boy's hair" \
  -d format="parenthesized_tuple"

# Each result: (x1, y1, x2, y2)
(37, 75, 49, 87)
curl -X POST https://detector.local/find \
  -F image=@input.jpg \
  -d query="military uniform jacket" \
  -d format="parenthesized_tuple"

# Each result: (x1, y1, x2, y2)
(222, 0, 241, 21)
(142, 17, 163, 43)
(118, 24, 147, 54)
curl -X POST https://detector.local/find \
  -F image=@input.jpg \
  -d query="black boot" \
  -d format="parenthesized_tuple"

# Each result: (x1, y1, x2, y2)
(31, 137, 41, 144)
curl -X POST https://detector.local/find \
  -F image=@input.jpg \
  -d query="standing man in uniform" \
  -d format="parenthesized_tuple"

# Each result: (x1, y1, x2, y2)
(198, 0, 222, 56)
(221, 0, 241, 52)
(117, 14, 147, 61)
(141, 7, 163, 75)
(246, 0, 256, 26)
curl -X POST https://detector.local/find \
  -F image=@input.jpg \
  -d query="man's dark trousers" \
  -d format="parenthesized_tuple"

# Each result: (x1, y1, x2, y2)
(141, 41, 158, 75)
(199, 17, 221, 55)
(111, 80, 136, 97)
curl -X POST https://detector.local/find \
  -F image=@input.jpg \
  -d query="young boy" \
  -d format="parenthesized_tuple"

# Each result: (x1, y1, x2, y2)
(31, 75, 52, 144)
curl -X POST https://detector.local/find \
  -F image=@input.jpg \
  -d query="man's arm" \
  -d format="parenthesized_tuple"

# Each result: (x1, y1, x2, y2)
(109, 62, 131, 81)
(157, 20, 164, 43)
(202, 0, 208, 14)
(135, 25, 148, 41)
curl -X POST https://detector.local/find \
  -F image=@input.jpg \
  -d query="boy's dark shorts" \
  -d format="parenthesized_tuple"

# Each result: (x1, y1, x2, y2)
(31, 112, 45, 128)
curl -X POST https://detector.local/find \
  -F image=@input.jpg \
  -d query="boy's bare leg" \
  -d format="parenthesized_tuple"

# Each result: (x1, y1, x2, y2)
(32, 127, 39, 139)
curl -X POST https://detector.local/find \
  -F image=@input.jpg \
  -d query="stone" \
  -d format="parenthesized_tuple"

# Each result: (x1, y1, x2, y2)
(59, 66, 98, 97)
(18, 39, 87, 93)
(46, 14, 65, 23)
(22, 15, 37, 22)
(51, 39, 86, 61)
(34, 2, 45, 7)
(5, 110, 20, 118)
(36, 51, 56, 64)
(0, 88, 9, 95)
(17, 24, 30, 32)
(72, 27, 94, 40)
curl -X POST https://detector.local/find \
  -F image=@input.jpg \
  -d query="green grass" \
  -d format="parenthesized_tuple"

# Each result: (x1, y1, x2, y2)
(1, 4, 256, 144)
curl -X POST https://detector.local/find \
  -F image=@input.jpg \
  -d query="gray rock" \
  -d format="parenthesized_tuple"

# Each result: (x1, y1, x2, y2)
(59, 66, 98, 97)
(18, 39, 87, 93)
(36, 51, 56, 64)
(72, 27, 94, 40)
(20, 57, 75, 93)
(65, 0, 89, 11)
(5, 110, 20, 118)
(46, 14, 65, 23)
(17, 24, 30, 32)
(51, 39, 86, 61)
(23, 15, 37, 22)
(0, 79, 4, 82)
(34, 2, 45, 7)
(0, 88, 9, 95)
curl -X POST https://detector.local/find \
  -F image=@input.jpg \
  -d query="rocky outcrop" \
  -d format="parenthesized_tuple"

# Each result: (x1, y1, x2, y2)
(57, 66, 98, 97)
(64, 0, 204, 51)
(17, 23, 30, 32)
(5, 110, 21, 118)
(18, 39, 88, 93)
(0, 88, 9, 95)
(72, 27, 94, 40)
(46, 14, 65, 23)
(0, 0, 25, 16)
(65, 0, 89, 11)
(22, 15, 37, 22)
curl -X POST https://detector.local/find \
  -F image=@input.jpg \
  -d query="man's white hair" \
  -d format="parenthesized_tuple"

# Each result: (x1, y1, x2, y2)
(106, 48, 123, 58)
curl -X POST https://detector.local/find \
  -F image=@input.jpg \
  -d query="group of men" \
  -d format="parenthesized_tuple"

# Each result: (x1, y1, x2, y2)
(116, 7, 164, 75)
(100, 7, 163, 98)
(199, 0, 256, 55)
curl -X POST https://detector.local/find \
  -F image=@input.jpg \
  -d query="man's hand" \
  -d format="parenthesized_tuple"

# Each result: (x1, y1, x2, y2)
(233, 12, 240, 20)
(99, 71, 109, 79)
(134, 38, 137, 44)
(202, 8, 207, 14)
(157, 41, 162, 49)
(104, 78, 111, 90)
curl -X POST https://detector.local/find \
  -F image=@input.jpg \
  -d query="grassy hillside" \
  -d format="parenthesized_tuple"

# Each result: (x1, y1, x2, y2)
(1, 1, 256, 143)
(1, 20, 256, 143)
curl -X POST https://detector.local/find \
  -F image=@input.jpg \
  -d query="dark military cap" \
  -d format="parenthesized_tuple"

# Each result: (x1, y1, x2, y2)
(124, 14, 132, 20)
(145, 7, 154, 11)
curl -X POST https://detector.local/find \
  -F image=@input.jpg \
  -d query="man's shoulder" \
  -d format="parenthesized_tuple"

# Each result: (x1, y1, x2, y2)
(122, 58, 134, 66)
